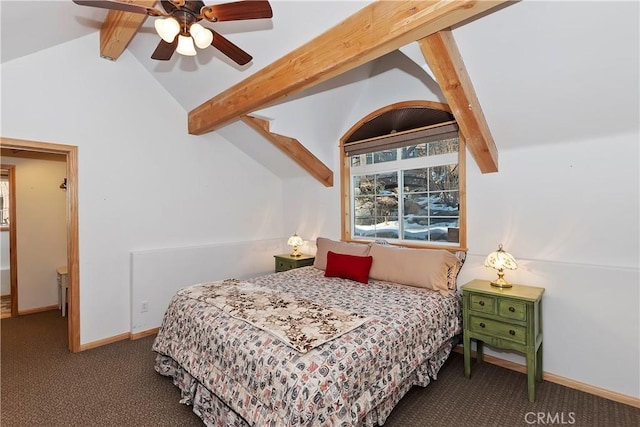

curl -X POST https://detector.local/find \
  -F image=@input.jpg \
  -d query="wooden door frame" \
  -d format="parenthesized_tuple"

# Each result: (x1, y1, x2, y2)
(0, 137, 80, 352)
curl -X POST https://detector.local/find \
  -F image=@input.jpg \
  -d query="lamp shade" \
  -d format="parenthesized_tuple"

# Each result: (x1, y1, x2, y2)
(154, 17, 180, 43)
(484, 244, 518, 288)
(287, 234, 303, 248)
(176, 35, 197, 56)
(190, 23, 213, 49)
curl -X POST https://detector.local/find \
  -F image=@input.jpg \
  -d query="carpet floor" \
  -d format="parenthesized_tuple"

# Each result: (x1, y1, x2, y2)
(1, 310, 638, 426)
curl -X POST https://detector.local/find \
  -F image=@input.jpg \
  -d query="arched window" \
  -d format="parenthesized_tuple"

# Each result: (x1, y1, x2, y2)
(340, 101, 466, 250)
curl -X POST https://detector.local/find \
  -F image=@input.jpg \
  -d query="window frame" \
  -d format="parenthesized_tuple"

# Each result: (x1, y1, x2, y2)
(340, 101, 467, 251)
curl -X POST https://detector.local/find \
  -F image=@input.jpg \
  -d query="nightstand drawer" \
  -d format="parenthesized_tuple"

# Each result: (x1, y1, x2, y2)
(498, 299, 527, 321)
(469, 294, 497, 314)
(468, 315, 527, 345)
(276, 259, 297, 271)
(274, 254, 315, 273)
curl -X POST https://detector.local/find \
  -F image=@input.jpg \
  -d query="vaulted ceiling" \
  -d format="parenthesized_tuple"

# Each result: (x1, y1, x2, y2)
(1, 1, 638, 181)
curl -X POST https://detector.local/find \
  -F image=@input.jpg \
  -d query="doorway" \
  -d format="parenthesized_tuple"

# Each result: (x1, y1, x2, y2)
(0, 137, 80, 352)
(0, 166, 16, 318)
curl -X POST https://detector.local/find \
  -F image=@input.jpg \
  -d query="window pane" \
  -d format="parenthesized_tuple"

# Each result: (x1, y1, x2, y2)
(403, 217, 460, 242)
(354, 216, 399, 238)
(353, 172, 399, 238)
(354, 173, 398, 195)
(373, 149, 397, 163)
(404, 194, 429, 216)
(376, 172, 398, 194)
(401, 144, 428, 159)
(404, 168, 429, 193)
(429, 164, 458, 191)
(373, 217, 399, 239)
(401, 138, 459, 159)
(354, 175, 377, 195)
(429, 138, 459, 155)
(430, 217, 460, 243)
(374, 195, 398, 220)
(354, 195, 375, 219)
(403, 215, 428, 241)
(429, 191, 459, 216)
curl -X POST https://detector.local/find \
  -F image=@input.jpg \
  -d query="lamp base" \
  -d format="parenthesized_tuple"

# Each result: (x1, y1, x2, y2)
(490, 277, 513, 288)
(290, 248, 302, 257)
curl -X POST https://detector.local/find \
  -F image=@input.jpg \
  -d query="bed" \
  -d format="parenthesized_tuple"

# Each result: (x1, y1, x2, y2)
(152, 239, 464, 426)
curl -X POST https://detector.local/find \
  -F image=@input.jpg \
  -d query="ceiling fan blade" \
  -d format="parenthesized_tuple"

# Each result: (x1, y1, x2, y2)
(151, 38, 178, 60)
(72, 0, 166, 17)
(201, 0, 273, 22)
(210, 29, 252, 65)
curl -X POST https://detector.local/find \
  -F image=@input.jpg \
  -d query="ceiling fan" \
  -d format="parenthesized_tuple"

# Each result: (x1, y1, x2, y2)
(72, 0, 273, 65)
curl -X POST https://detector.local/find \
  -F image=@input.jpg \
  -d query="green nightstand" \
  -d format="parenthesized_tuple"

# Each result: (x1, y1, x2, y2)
(274, 253, 315, 273)
(462, 279, 545, 402)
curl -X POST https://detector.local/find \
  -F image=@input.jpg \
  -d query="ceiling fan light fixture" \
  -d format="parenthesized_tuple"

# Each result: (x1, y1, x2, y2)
(72, 0, 273, 64)
(154, 17, 180, 43)
(176, 35, 197, 56)
(190, 23, 213, 49)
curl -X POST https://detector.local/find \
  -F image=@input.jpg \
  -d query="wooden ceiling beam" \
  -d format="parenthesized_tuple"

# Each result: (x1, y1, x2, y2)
(418, 30, 499, 173)
(99, 1, 156, 61)
(188, 0, 511, 135)
(241, 116, 334, 187)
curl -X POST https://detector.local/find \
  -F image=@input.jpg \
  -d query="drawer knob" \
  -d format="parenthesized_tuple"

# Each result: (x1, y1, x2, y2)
(479, 301, 485, 306)
(479, 322, 486, 328)
(509, 330, 516, 335)
(509, 307, 515, 312)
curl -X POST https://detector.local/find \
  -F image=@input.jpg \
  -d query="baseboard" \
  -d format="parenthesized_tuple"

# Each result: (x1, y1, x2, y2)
(18, 305, 58, 315)
(453, 346, 640, 408)
(78, 327, 159, 351)
(130, 327, 159, 340)
(79, 332, 130, 351)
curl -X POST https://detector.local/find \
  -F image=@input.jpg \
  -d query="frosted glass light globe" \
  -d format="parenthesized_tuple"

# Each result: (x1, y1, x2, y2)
(154, 17, 180, 43)
(190, 23, 213, 49)
(176, 35, 197, 56)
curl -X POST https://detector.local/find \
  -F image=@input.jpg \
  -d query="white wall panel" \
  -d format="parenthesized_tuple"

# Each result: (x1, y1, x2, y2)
(130, 238, 284, 334)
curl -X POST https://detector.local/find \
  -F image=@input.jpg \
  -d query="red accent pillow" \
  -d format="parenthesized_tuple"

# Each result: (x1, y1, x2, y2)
(324, 251, 373, 284)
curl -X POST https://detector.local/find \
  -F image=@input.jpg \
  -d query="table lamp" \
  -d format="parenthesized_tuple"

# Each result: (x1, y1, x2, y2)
(287, 233, 304, 257)
(484, 244, 518, 288)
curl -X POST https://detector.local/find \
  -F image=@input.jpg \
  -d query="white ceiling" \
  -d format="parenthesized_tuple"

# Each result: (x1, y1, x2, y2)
(1, 0, 638, 154)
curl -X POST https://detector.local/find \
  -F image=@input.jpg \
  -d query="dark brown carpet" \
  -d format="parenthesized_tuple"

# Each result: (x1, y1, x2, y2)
(1, 310, 638, 426)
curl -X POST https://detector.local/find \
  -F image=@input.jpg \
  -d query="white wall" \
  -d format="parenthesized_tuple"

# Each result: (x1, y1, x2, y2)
(459, 132, 639, 399)
(0, 231, 8, 270)
(1, 34, 285, 344)
(0, 155, 67, 310)
(284, 130, 640, 399)
(0, 230, 9, 295)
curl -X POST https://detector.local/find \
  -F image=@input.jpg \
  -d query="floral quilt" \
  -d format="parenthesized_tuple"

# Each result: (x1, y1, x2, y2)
(176, 278, 371, 353)
(152, 266, 462, 427)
